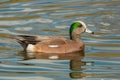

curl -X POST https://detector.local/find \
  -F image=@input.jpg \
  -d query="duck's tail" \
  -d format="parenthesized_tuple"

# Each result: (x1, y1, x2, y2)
(15, 38, 29, 50)
(15, 35, 40, 50)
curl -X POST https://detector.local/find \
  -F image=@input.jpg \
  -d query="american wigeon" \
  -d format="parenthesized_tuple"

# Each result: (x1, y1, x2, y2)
(16, 21, 94, 54)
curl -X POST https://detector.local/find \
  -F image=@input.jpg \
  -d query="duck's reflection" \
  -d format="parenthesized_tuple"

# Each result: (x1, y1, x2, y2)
(19, 51, 93, 79)
(70, 59, 91, 78)
(19, 51, 84, 60)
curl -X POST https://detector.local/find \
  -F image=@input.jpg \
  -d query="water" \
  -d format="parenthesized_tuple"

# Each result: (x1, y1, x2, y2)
(0, 0, 120, 80)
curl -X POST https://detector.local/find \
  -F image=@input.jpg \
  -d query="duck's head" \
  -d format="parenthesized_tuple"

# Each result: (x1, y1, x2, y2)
(69, 21, 94, 40)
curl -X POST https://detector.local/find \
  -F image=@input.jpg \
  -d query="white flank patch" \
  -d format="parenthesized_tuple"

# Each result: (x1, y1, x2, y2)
(48, 45, 59, 48)
(26, 44, 35, 58)
(27, 44, 34, 52)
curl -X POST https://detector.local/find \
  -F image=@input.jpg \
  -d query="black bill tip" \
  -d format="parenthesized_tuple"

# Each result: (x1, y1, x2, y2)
(91, 32, 94, 34)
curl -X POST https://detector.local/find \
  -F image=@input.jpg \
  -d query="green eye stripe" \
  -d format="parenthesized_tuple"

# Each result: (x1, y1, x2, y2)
(70, 22, 81, 33)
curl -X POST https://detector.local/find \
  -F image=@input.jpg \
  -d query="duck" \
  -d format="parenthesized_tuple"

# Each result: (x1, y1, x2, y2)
(15, 21, 94, 54)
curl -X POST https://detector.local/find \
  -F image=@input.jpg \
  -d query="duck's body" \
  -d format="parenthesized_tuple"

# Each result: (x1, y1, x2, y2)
(27, 38, 84, 53)
(16, 21, 94, 54)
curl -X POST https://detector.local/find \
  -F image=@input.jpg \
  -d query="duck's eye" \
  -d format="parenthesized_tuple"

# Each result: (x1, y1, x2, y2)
(78, 24, 83, 28)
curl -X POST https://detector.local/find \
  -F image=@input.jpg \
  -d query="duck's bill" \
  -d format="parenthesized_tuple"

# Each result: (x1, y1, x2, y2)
(85, 28, 94, 34)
